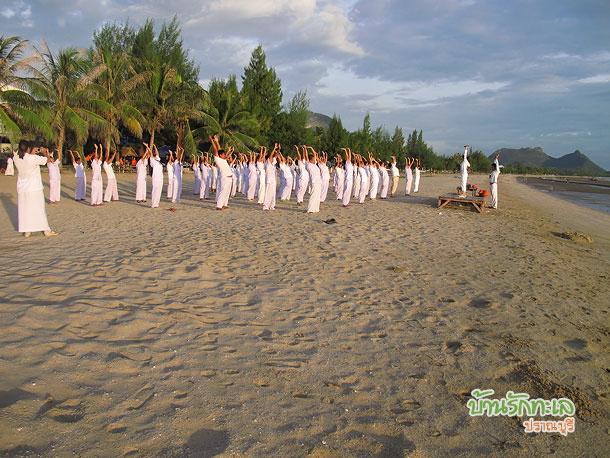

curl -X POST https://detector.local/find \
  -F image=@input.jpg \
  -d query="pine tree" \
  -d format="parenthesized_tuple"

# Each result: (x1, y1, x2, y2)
(241, 45, 282, 143)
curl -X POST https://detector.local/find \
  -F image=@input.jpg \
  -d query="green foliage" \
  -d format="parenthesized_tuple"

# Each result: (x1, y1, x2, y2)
(93, 21, 136, 55)
(270, 90, 315, 149)
(322, 114, 348, 155)
(468, 149, 492, 172)
(241, 45, 282, 142)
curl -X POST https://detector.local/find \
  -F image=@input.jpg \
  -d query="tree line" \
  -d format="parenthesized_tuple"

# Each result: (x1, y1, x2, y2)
(0, 17, 492, 171)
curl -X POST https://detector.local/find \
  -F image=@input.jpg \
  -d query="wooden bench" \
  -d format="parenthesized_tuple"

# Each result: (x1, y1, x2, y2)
(438, 193, 486, 214)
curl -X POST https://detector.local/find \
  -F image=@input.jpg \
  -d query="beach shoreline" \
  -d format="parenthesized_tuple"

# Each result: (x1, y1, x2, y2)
(0, 172, 608, 457)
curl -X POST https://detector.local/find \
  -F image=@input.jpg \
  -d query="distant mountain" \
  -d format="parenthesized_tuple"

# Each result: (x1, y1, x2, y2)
(306, 111, 332, 129)
(489, 147, 608, 175)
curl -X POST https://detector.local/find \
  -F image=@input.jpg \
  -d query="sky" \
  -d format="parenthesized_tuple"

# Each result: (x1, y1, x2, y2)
(2, 0, 610, 168)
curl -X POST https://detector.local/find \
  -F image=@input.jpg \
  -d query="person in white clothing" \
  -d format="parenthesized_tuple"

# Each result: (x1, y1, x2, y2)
(102, 146, 119, 202)
(147, 144, 164, 208)
(13, 141, 57, 237)
(460, 145, 470, 195)
(263, 143, 280, 210)
(295, 145, 308, 205)
(69, 150, 86, 201)
(356, 155, 368, 204)
(166, 153, 174, 199)
(278, 155, 293, 201)
(256, 147, 266, 205)
(90, 145, 104, 206)
(246, 151, 257, 200)
(305, 146, 322, 213)
(490, 153, 501, 209)
(4, 154, 15, 175)
(47, 151, 61, 203)
(379, 162, 390, 199)
(334, 155, 344, 201)
(318, 152, 331, 202)
(413, 159, 421, 193)
(135, 154, 147, 202)
(192, 156, 201, 195)
(368, 154, 380, 200)
(210, 135, 233, 210)
(405, 157, 414, 195)
(171, 147, 184, 203)
(390, 157, 399, 197)
(341, 148, 354, 207)
(199, 152, 211, 200)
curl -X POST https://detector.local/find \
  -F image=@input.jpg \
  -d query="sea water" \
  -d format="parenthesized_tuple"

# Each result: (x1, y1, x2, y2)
(519, 177, 610, 214)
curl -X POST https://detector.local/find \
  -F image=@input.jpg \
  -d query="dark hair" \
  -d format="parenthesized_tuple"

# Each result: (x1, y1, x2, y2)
(18, 140, 32, 159)
(218, 150, 226, 156)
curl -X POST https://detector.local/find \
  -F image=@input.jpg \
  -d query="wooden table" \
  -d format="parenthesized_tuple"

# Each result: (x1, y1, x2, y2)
(438, 193, 487, 214)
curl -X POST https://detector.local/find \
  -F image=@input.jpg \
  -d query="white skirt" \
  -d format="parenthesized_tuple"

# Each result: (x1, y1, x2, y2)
(18, 190, 50, 233)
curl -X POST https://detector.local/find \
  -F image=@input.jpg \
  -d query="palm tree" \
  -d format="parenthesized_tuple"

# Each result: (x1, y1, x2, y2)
(89, 46, 147, 152)
(0, 35, 53, 143)
(193, 78, 259, 152)
(30, 40, 110, 162)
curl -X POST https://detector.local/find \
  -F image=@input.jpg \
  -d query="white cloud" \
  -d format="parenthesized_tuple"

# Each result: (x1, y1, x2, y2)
(578, 74, 610, 84)
(1, 1, 32, 26)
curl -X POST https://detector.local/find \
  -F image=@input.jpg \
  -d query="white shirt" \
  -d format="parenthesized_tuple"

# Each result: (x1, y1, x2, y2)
(91, 159, 103, 181)
(73, 162, 85, 178)
(136, 159, 147, 180)
(307, 161, 322, 184)
(391, 162, 399, 177)
(150, 156, 164, 182)
(214, 156, 233, 177)
(103, 161, 116, 179)
(47, 159, 61, 180)
(15, 153, 47, 193)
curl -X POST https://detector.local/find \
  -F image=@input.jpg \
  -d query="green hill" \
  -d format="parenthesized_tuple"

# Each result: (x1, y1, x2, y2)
(306, 111, 332, 129)
(489, 147, 608, 175)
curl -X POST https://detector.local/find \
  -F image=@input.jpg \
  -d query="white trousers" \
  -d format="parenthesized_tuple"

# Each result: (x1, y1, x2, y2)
(18, 189, 50, 233)
(135, 179, 146, 201)
(413, 174, 420, 193)
(151, 180, 163, 207)
(307, 183, 322, 213)
(461, 173, 468, 192)
(296, 178, 307, 203)
(491, 183, 498, 208)
(216, 176, 232, 208)
(335, 177, 344, 200)
(263, 181, 276, 210)
(320, 177, 330, 202)
(49, 178, 61, 202)
(172, 176, 182, 203)
(167, 177, 173, 198)
(91, 178, 103, 205)
(342, 178, 353, 206)
(75, 176, 86, 200)
(104, 177, 118, 201)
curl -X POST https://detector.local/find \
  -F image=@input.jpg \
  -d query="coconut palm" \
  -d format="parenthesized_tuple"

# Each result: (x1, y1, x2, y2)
(193, 78, 259, 152)
(29, 40, 110, 162)
(89, 46, 147, 152)
(0, 35, 52, 143)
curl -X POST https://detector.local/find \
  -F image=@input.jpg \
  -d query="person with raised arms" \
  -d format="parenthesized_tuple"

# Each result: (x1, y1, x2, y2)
(341, 148, 354, 207)
(171, 146, 184, 203)
(166, 151, 174, 199)
(304, 146, 322, 213)
(146, 143, 164, 208)
(294, 145, 308, 206)
(102, 145, 119, 202)
(390, 156, 399, 197)
(263, 143, 280, 211)
(368, 153, 380, 200)
(319, 151, 331, 203)
(405, 156, 415, 196)
(334, 154, 344, 201)
(246, 150, 257, 201)
(413, 158, 421, 193)
(69, 150, 86, 201)
(489, 153, 501, 209)
(135, 147, 148, 203)
(460, 145, 470, 195)
(47, 150, 61, 204)
(90, 144, 104, 206)
(210, 134, 233, 210)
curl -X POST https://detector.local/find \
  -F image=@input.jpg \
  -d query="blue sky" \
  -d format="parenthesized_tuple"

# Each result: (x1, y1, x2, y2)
(3, 0, 609, 168)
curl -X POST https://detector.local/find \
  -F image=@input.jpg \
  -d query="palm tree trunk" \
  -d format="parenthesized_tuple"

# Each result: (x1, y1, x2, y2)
(55, 129, 64, 165)
(176, 121, 185, 150)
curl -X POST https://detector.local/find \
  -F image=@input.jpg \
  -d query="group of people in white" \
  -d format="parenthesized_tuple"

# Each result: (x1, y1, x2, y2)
(459, 144, 500, 209)
(8, 136, 500, 237)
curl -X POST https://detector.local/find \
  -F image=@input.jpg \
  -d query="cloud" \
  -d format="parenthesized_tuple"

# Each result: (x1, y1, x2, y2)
(578, 74, 610, 84)
(1, 1, 32, 27)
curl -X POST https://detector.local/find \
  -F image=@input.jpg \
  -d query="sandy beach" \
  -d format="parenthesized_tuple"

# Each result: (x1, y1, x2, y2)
(0, 170, 609, 457)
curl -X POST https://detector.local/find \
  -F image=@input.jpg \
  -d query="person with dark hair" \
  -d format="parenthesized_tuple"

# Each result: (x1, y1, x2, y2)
(211, 135, 233, 210)
(490, 153, 501, 209)
(103, 145, 119, 202)
(69, 150, 86, 201)
(90, 145, 104, 206)
(13, 140, 57, 237)
(47, 149, 61, 204)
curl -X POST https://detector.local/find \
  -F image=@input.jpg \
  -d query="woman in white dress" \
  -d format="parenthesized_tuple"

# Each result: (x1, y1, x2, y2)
(171, 146, 183, 203)
(47, 151, 61, 204)
(4, 155, 15, 175)
(135, 154, 148, 202)
(13, 140, 57, 237)
(166, 153, 174, 199)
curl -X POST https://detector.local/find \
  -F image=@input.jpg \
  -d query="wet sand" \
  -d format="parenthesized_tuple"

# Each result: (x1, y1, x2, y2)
(0, 171, 608, 457)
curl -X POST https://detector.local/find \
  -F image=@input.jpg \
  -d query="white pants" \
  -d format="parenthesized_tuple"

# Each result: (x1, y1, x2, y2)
(257, 175, 265, 204)
(307, 183, 322, 213)
(359, 179, 368, 203)
(280, 177, 293, 200)
(18, 189, 50, 233)
(136, 179, 146, 201)
(296, 178, 307, 203)
(320, 177, 330, 202)
(342, 178, 352, 206)
(172, 176, 181, 202)
(247, 176, 257, 200)
(75, 176, 86, 200)
(335, 177, 344, 200)
(263, 181, 276, 210)
(216, 176, 232, 208)
(369, 179, 378, 199)
(405, 177, 413, 195)
(413, 174, 420, 193)
(49, 178, 60, 202)
(151, 180, 163, 207)
(91, 178, 103, 205)
(104, 177, 118, 201)
(461, 173, 468, 192)
(167, 177, 173, 198)
(491, 183, 498, 208)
